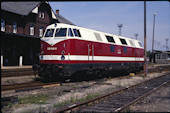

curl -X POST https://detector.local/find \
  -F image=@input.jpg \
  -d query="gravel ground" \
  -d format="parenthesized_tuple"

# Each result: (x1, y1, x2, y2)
(129, 82, 170, 112)
(1, 71, 170, 113)
(1, 75, 36, 85)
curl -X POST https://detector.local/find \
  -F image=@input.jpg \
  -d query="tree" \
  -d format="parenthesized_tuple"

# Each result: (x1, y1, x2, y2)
(147, 50, 152, 57)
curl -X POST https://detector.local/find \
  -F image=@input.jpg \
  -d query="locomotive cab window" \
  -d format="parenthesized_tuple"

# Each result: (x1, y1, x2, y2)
(44, 29, 54, 37)
(68, 28, 73, 37)
(73, 29, 81, 37)
(120, 38, 127, 45)
(138, 42, 142, 47)
(55, 28, 67, 37)
(105, 35, 115, 43)
(77, 29, 81, 37)
(73, 29, 78, 37)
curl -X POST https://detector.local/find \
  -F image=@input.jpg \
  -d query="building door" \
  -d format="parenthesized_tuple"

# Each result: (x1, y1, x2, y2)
(87, 43, 94, 61)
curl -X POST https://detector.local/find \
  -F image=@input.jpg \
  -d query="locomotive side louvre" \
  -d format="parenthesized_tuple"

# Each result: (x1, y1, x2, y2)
(36, 23, 144, 79)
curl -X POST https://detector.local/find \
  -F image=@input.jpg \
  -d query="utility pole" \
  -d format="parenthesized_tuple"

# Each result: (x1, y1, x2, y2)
(152, 13, 156, 64)
(165, 38, 169, 51)
(134, 33, 138, 40)
(117, 24, 123, 36)
(144, 1, 147, 76)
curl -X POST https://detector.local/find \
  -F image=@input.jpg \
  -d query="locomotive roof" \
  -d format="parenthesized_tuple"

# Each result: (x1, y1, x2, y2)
(46, 23, 143, 48)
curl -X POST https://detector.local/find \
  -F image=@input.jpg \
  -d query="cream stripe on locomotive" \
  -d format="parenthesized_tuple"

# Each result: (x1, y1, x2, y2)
(40, 55, 144, 61)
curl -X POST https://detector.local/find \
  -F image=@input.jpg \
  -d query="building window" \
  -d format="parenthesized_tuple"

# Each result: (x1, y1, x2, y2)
(39, 11, 45, 18)
(39, 11, 41, 18)
(1, 19, 5, 31)
(30, 25, 34, 35)
(42, 13, 44, 18)
(39, 27, 43, 37)
(13, 22, 17, 33)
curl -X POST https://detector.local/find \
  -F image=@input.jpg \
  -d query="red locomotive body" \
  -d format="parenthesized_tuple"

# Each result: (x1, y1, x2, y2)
(34, 23, 144, 79)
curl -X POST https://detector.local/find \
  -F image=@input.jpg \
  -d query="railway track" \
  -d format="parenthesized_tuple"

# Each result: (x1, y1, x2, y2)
(1, 65, 169, 94)
(54, 72, 170, 113)
(1, 65, 169, 95)
(1, 73, 131, 94)
(1, 81, 60, 94)
(1, 68, 34, 77)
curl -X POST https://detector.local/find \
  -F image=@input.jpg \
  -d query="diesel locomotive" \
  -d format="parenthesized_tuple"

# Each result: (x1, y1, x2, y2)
(33, 23, 144, 80)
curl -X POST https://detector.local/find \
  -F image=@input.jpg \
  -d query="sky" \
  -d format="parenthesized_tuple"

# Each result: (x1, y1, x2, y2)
(49, 1, 170, 51)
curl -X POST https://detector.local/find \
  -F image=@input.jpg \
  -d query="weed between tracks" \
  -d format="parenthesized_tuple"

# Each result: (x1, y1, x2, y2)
(18, 94, 49, 104)
(54, 93, 101, 109)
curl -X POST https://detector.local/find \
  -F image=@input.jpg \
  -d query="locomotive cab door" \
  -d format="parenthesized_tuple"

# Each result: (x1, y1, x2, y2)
(87, 43, 94, 61)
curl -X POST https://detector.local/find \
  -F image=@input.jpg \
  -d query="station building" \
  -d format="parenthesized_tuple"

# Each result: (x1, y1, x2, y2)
(1, 1, 74, 66)
(154, 50, 170, 64)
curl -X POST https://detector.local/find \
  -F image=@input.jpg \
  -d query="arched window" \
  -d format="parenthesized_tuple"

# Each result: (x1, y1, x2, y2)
(42, 12, 44, 18)
(39, 27, 43, 37)
(30, 25, 34, 35)
(1, 19, 5, 31)
(13, 22, 17, 33)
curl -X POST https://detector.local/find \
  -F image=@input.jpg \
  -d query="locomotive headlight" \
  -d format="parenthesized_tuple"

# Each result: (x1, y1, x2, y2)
(61, 51, 65, 60)
(61, 51, 65, 55)
(61, 55, 65, 60)
(41, 51, 44, 54)
(40, 55, 43, 60)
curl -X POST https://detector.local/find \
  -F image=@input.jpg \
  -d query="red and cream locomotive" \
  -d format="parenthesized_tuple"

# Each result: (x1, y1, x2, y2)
(33, 23, 144, 79)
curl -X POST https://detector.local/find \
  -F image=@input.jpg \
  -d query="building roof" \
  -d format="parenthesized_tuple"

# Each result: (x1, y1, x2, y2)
(1, 1, 75, 25)
(56, 14, 75, 25)
(154, 50, 170, 54)
(1, 2, 41, 16)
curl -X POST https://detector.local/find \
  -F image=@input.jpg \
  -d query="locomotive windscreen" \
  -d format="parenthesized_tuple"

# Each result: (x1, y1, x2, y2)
(55, 28, 67, 37)
(44, 29, 54, 37)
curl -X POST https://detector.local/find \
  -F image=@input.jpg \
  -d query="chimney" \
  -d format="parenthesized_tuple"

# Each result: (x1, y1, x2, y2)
(56, 9, 59, 16)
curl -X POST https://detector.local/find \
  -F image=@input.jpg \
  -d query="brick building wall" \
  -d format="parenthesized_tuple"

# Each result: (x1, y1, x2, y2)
(1, 2, 58, 66)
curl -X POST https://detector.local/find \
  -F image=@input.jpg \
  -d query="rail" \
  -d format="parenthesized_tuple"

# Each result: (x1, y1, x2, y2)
(53, 72, 170, 113)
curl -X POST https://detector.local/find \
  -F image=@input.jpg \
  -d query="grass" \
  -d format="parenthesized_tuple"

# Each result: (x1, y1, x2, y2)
(2, 102, 13, 109)
(18, 94, 49, 104)
(54, 93, 101, 109)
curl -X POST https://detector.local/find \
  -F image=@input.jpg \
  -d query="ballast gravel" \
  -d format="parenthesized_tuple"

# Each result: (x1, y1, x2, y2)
(1, 71, 170, 113)
(1, 75, 36, 85)
(129, 82, 170, 112)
